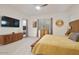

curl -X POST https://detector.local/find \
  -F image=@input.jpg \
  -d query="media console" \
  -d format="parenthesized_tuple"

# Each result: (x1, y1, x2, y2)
(0, 32, 23, 45)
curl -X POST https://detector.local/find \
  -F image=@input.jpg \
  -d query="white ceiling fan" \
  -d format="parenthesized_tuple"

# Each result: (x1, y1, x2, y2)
(35, 4, 48, 10)
(40, 4, 48, 7)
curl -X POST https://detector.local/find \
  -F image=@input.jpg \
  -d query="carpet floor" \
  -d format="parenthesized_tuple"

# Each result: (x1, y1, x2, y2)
(0, 37, 38, 55)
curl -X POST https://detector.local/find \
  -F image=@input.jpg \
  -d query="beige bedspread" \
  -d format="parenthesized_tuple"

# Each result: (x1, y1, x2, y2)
(32, 35, 79, 55)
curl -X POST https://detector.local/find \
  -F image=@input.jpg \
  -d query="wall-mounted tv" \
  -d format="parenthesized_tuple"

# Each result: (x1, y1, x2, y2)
(1, 16, 20, 27)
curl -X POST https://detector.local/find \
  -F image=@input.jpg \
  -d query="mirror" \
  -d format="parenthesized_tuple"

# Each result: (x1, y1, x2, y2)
(56, 20, 64, 27)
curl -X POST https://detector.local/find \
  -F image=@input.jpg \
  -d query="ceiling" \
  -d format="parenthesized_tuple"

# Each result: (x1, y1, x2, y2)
(0, 4, 77, 17)
(11, 4, 72, 16)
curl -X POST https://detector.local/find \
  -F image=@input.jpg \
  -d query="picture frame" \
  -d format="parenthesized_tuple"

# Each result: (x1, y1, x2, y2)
(33, 21, 37, 28)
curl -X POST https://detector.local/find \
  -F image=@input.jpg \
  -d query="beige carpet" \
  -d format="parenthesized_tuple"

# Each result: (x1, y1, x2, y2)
(0, 37, 38, 55)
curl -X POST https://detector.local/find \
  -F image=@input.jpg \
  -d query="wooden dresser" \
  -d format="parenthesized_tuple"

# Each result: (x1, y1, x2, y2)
(0, 32, 23, 45)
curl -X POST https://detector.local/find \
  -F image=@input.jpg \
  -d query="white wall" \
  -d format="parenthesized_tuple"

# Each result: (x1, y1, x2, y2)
(52, 13, 70, 36)
(0, 19, 23, 35)
(69, 5, 79, 21)
(28, 5, 79, 37)
(1, 5, 79, 37)
(28, 13, 71, 37)
(28, 17, 37, 37)
(0, 5, 25, 35)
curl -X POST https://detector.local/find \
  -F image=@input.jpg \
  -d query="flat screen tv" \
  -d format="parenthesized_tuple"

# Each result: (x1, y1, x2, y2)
(1, 16, 20, 27)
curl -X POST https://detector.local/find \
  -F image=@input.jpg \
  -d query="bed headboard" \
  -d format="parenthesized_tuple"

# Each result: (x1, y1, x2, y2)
(69, 20, 79, 32)
(65, 19, 79, 35)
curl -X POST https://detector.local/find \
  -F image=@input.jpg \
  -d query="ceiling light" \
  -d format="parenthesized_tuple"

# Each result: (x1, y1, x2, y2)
(35, 6, 41, 10)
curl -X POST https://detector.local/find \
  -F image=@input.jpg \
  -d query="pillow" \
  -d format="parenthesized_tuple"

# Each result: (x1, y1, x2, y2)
(76, 36, 79, 42)
(69, 32, 79, 42)
(68, 33, 73, 38)
(65, 29, 71, 36)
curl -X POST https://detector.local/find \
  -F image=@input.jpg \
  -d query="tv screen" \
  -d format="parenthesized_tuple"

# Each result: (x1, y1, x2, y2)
(13, 19, 19, 27)
(1, 16, 20, 27)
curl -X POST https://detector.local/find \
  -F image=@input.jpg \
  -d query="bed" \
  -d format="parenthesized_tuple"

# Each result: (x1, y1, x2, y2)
(31, 19, 79, 55)
(32, 35, 79, 55)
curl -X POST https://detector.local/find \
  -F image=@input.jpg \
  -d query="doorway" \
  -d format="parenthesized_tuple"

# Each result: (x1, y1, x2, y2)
(23, 20, 28, 37)
(37, 18, 53, 38)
